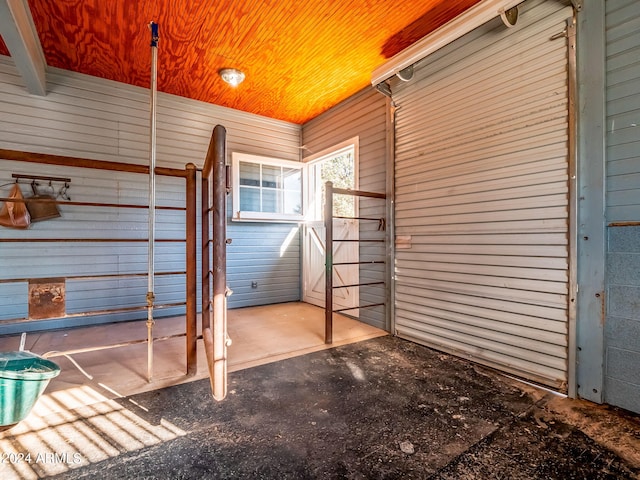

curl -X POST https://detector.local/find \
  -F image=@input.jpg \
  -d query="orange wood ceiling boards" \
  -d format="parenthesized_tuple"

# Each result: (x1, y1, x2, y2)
(3, 0, 481, 124)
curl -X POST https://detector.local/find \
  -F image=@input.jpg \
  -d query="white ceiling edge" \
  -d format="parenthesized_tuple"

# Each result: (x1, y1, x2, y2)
(371, 0, 524, 86)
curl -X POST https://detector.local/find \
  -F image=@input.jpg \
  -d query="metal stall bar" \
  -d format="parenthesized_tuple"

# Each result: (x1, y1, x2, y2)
(1, 150, 196, 378)
(42, 331, 202, 359)
(0, 238, 185, 243)
(185, 163, 198, 376)
(202, 167, 211, 333)
(324, 181, 334, 344)
(324, 181, 387, 344)
(334, 303, 385, 314)
(0, 197, 186, 211)
(201, 125, 230, 401)
(0, 177, 188, 209)
(0, 302, 187, 324)
(0, 148, 186, 178)
(212, 125, 228, 401)
(0, 271, 186, 284)
(332, 187, 386, 199)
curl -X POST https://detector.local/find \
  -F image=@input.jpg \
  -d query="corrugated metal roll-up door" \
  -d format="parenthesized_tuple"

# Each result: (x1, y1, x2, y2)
(392, 0, 573, 390)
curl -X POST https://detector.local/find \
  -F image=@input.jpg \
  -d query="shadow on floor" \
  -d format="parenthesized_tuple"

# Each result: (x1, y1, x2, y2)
(3, 336, 639, 479)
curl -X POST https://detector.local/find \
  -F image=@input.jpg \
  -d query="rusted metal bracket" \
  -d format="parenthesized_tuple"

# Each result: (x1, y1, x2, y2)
(12, 173, 71, 183)
(571, 0, 583, 12)
(375, 81, 392, 98)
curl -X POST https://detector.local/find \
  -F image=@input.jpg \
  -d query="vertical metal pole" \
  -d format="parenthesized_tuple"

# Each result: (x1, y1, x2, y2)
(146, 21, 159, 383)
(185, 163, 197, 376)
(212, 125, 228, 401)
(385, 95, 396, 335)
(566, 16, 578, 399)
(325, 181, 333, 344)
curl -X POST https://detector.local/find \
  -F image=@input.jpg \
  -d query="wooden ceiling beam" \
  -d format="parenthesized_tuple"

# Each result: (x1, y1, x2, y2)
(0, 0, 47, 95)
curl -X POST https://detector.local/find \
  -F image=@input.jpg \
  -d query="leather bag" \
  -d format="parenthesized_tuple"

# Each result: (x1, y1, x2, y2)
(0, 184, 31, 229)
(26, 183, 61, 222)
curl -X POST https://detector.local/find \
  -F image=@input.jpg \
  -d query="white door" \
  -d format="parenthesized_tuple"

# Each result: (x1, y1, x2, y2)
(303, 219, 359, 313)
(302, 141, 359, 315)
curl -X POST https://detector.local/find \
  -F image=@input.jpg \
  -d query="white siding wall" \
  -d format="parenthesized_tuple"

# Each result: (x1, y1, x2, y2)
(392, 0, 572, 388)
(604, 0, 640, 414)
(0, 57, 301, 333)
(606, 0, 640, 223)
(302, 87, 389, 329)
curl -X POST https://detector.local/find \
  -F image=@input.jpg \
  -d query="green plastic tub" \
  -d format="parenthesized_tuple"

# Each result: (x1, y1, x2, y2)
(0, 351, 60, 427)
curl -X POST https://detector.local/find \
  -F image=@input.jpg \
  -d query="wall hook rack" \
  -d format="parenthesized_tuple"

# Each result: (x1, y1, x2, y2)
(12, 174, 72, 200)
(12, 173, 72, 183)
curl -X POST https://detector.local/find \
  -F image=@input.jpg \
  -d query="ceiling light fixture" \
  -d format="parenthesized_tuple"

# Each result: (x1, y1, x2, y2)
(499, 6, 518, 27)
(219, 68, 245, 87)
(396, 65, 414, 82)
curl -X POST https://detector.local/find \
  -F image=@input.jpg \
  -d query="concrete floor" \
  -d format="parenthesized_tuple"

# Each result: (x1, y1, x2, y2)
(0, 304, 639, 479)
(0, 302, 386, 409)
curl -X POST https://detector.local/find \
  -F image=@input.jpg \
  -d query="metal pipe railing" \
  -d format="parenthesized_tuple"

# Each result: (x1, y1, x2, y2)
(42, 332, 201, 359)
(0, 197, 185, 210)
(324, 181, 334, 344)
(1, 151, 198, 380)
(333, 302, 385, 314)
(185, 163, 198, 376)
(0, 271, 185, 284)
(201, 125, 230, 401)
(202, 175, 211, 332)
(0, 148, 188, 178)
(0, 238, 185, 243)
(324, 181, 387, 344)
(0, 301, 187, 325)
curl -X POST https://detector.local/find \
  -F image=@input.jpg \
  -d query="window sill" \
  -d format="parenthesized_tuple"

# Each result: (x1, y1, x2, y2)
(231, 212, 303, 223)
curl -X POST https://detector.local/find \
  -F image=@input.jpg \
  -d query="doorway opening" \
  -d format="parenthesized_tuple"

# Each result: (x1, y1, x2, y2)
(302, 138, 359, 315)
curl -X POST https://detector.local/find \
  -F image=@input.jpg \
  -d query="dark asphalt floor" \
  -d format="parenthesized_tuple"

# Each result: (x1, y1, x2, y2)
(47, 336, 639, 479)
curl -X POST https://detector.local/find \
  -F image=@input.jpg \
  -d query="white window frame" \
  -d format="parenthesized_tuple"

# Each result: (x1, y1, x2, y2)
(303, 137, 359, 222)
(231, 152, 304, 222)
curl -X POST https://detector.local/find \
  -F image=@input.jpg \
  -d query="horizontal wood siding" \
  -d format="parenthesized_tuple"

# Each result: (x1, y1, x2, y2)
(302, 88, 389, 329)
(0, 58, 300, 332)
(392, 0, 571, 388)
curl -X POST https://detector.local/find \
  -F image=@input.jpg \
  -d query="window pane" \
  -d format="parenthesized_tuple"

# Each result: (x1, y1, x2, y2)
(283, 168, 301, 191)
(262, 165, 280, 188)
(239, 162, 260, 186)
(320, 150, 355, 217)
(321, 152, 354, 189)
(333, 194, 355, 217)
(239, 186, 260, 211)
(284, 190, 302, 215)
(262, 189, 279, 213)
(233, 152, 304, 221)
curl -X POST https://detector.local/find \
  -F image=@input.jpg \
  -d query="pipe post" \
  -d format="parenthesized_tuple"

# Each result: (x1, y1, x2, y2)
(185, 162, 197, 376)
(325, 181, 333, 344)
(146, 21, 159, 382)
(211, 125, 228, 400)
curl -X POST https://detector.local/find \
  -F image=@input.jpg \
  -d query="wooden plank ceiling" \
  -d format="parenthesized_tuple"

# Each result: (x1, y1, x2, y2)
(0, 0, 481, 124)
